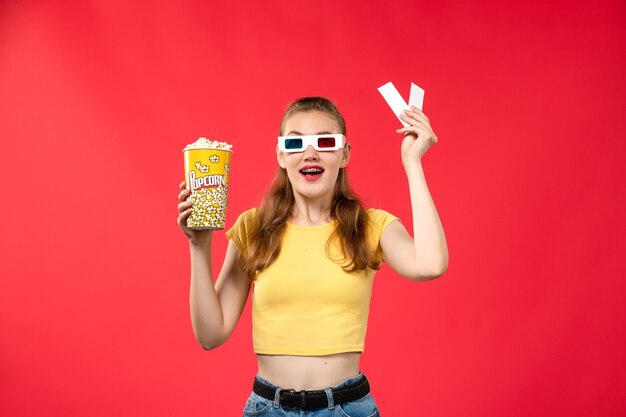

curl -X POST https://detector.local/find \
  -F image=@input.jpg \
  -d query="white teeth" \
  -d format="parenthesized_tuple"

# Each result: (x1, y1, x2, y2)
(300, 168, 323, 174)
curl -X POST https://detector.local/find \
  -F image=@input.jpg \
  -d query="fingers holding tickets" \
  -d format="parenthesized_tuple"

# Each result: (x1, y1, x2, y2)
(396, 106, 438, 162)
(399, 106, 431, 129)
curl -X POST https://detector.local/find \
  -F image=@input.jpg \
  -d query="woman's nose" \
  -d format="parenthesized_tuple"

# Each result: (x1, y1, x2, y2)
(302, 145, 319, 161)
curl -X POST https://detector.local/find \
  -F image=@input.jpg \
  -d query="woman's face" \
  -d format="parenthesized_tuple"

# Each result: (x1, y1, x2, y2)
(277, 110, 350, 202)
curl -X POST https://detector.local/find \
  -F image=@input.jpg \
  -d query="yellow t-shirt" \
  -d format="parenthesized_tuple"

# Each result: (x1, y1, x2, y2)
(226, 208, 399, 355)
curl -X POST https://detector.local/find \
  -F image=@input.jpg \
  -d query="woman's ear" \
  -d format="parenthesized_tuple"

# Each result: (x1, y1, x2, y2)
(340, 143, 351, 168)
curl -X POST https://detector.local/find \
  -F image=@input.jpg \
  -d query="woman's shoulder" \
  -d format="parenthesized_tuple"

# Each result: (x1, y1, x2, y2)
(365, 208, 400, 236)
(237, 207, 260, 221)
(230, 207, 261, 230)
(366, 208, 399, 222)
(226, 207, 260, 247)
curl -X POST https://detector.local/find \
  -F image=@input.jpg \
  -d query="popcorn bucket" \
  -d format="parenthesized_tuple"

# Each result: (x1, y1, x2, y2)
(183, 138, 233, 230)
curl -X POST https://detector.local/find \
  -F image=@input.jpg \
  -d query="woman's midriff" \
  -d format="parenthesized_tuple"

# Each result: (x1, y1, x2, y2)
(257, 352, 361, 391)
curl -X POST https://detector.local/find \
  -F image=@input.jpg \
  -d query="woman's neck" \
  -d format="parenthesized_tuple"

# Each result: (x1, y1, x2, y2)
(289, 194, 333, 226)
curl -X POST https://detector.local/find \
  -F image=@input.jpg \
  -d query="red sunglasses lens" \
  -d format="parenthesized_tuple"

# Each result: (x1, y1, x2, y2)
(317, 137, 336, 148)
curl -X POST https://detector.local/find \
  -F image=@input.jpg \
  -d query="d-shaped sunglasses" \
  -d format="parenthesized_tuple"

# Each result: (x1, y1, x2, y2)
(278, 134, 345, 153)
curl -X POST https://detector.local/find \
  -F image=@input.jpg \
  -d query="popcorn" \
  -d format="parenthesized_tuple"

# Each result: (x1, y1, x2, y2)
(183, 137, 233, 230)
(183, 137, 233, 151)
(187, 185, 229, 229)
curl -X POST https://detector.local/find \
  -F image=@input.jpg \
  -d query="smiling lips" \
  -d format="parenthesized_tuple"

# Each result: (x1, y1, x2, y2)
(299, 165, 325, 181)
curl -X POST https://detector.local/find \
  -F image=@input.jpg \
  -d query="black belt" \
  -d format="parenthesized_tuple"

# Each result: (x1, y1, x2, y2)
(252, 374, 370, 410)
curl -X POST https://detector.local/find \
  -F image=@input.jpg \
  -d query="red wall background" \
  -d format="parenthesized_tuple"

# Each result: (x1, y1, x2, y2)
(1, 1, 624, 416)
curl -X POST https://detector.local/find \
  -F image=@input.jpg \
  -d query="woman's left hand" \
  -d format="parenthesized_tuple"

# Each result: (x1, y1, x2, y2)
(397, 106, 438, 166)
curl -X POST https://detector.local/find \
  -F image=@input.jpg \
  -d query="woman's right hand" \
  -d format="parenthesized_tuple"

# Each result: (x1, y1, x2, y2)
(178, 181, 212, 245)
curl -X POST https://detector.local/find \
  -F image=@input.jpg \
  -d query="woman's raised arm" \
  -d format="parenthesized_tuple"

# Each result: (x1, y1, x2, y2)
(379, 107, 448, 281)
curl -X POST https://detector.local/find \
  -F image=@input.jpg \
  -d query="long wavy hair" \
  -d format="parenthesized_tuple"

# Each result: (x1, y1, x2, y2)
(240, 97, 381, 278)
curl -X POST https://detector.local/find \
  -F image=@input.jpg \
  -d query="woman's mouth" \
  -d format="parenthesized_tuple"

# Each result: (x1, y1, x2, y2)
(299, 165, 325, 181)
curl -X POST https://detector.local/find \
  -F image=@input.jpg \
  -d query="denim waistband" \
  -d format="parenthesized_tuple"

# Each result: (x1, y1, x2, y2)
(255, 372, 365, 390)
(253, 373, 369, 410)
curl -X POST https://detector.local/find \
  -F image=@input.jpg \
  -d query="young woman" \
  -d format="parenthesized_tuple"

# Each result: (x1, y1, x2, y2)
(177, 97, 448, 416)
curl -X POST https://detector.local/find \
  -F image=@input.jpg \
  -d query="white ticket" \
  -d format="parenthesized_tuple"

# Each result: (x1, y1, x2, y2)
(378, 82, 425, 127)
(409, 83, 424, 111)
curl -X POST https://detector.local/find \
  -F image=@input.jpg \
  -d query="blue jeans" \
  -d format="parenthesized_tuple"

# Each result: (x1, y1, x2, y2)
(242, 373, 380, 417)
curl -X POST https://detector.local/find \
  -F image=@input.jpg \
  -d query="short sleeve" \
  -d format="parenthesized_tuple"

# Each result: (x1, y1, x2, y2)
(367, 208, 400, 263)
(225, 208, 259, 254)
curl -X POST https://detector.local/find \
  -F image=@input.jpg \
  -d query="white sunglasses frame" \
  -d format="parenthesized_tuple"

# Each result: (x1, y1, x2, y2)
(277, 134, 345, 153)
